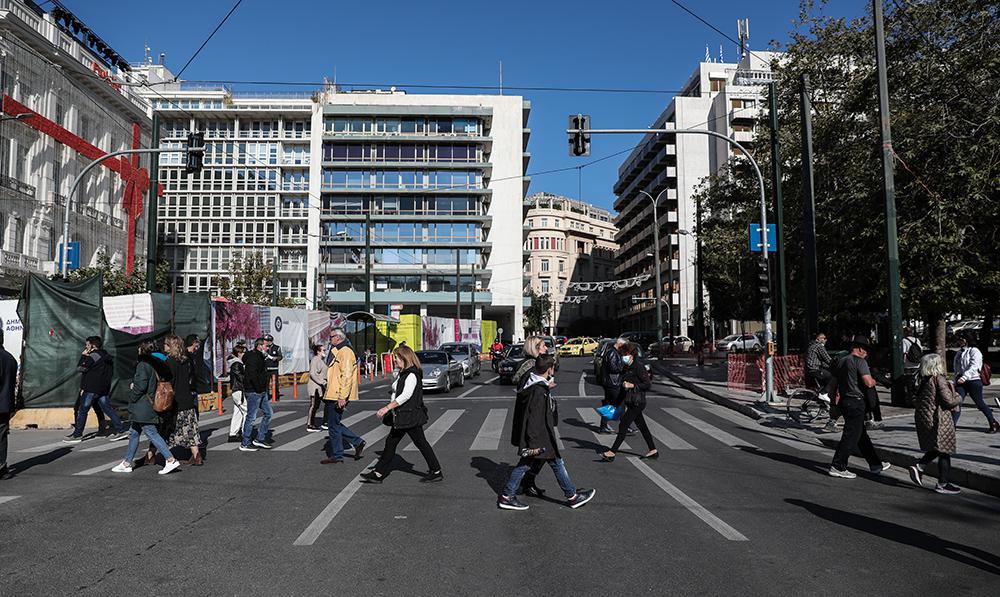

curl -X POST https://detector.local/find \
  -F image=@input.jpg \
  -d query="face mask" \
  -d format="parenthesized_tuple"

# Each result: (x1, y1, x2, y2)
(623, 355, 634, 365)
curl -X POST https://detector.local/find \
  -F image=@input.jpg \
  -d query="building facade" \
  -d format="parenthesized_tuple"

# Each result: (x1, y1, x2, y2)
(0, 0, 153, 294)
(134, 70, 531, 339)
(613, 48, 778, 339)
(524, 192, 618, 336)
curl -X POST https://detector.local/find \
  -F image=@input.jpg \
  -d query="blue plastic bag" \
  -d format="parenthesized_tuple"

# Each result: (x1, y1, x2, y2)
(595, 404, 622, 420)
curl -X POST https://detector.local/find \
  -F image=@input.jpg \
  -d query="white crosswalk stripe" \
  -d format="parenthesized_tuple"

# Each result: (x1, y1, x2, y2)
(664, 408, 758, 449)
(643, 416, 696, 450)
(702, 406, 828, 453)
(20, 412, 236, 454)
(0, 496, 20, 506)
(215, 414, 308, 451)
(404, 409, 463, 450)
(553, 426, 567, 451)
(470, 408, 507, 451)
(576, 408, 630, 449)
(80, 412, 295, 453)
(274, 411, 374, 452)
(74, 458, 127, 476)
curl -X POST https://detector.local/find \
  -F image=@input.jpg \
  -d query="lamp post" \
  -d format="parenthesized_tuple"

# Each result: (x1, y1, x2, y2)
(636, 189, 670, 355)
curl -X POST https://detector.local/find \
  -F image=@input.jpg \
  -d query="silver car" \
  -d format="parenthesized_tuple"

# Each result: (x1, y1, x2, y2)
(438, 342, 482, 378)
(416, 350, 465, 392)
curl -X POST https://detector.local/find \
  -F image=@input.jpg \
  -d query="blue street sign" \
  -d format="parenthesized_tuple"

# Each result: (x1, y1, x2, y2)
(57, 241, 80, 270)
(749, 224, 776, 253)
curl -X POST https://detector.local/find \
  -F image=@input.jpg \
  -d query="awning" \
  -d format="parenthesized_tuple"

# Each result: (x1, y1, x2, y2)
(344, 311, 399, 324)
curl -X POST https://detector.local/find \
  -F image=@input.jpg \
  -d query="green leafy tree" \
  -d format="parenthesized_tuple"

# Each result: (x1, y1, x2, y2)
(215, 251, 296, 307)
(523, 290, 552, 334)
(56, 249, 169, 296)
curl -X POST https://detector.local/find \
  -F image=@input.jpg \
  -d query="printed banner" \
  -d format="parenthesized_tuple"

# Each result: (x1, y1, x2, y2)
(266, 307, 309, 374)
(0, 299, 24, 367)
(103, 293, 154, 334)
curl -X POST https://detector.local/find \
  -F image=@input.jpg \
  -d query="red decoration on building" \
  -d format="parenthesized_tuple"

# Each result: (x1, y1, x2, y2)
(2, 95, 162, 274)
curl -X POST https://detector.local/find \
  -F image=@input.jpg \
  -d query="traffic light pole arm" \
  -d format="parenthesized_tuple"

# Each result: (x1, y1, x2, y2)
(60, 147, 193, 278)
(572, 125, 774, 401)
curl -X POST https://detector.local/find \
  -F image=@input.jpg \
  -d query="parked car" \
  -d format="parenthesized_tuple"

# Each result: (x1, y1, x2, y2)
(715, 334, 762, 352)
(416, 350, 464, 392)
(647, 335, 694, 356)
(541, 336, 561, 370)
(497, 344, 525, 384)
(438, 342, 481, 377)
(558, 337, 599, 356)
(554, 335, 569, 346)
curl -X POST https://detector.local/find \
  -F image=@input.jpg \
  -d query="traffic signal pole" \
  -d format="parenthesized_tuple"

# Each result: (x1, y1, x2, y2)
(146, 112, 160, 291)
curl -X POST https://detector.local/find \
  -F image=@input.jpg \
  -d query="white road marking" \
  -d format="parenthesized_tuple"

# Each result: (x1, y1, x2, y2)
(404, 409, 464, 450)
(665, 408, 758, 449)
(576, 408, 630, 449)
(629, 458, 748, 541)
(21, 412, 237, 454)
(293, 459, 377, 546)
(578, 374, 587, 398)
(470, 408, 507, 451)
(643, 416, 696, 450)
(74, 459, 127, 476)
(360, 421, 392, 446)
(79, 412, 296, 453)
(704, 406, 828, 453)
(0, 496, 20, 505)
(273, 411, 374, 452)
(552, 426, 566, 450)
(20, 440, 79, 453)
(212, 412, 301, 452)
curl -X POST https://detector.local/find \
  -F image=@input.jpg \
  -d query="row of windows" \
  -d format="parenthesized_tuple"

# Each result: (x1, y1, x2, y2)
(323, 117, 480, 136)
(322, 195, 480, 216)
(321, 222, 480, 243)
(320, 170, 480, 189)
(528, 216, 612, 238)
(159, 195, 288, 218)
(525, 237, 567, 252)
(321, 248, 478, 266)
(160, 169, 280, 192)
(161, 120, 311, 138)
(324, 275, 478, 293)
(177, 275, 307, 297)
(322, 143, 481, 163)
(161, 221, 277, 245)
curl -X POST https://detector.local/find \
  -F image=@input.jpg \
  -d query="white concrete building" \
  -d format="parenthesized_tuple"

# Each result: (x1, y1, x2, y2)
(613, 48, 778, 338)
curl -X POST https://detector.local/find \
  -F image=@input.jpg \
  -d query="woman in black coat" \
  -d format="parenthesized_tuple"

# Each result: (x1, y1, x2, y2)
(361, 345, 442, 484)
(601, 343, 657, 461)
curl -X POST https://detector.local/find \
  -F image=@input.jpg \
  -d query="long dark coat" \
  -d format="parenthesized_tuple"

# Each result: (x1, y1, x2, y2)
(510, 378, 560, 460)
(914, 374, 960, 454)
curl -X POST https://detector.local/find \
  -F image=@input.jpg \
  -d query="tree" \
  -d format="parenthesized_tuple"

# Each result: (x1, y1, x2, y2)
(214, 301, 262, 374)
(523, 290, 552, 334)
(215, 251, 296, 308)
(55, 249, 169, 296)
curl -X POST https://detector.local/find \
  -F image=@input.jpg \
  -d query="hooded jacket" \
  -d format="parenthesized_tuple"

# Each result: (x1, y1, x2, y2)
(509, 372, 559, 460)
(78, 348, 113, 395)
(129, 353, 172, 425)
(227, 355, 245, 393)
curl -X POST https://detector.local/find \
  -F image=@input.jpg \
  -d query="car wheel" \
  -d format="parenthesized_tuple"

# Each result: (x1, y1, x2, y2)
(444, 375, 452, 393)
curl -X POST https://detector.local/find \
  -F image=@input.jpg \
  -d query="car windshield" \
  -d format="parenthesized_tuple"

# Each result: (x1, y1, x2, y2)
(440, 344, 469, 355)
(543, 339, 555, 348)
(722, 334, 740, 342)
(417, 352, 448, 365)
(506, 345, 524, 359)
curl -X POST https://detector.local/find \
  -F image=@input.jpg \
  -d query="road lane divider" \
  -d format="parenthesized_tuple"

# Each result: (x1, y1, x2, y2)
(293, 459, 378, 546)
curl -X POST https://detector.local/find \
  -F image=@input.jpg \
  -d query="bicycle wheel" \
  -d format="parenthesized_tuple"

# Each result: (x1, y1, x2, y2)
(800, 398, 824, 422)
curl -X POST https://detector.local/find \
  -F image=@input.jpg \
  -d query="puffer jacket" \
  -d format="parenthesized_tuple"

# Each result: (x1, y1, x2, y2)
(914, 374, 961, 454)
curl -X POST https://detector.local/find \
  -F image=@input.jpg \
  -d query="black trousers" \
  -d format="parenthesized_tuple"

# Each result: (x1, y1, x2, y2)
(374, 425, 441, 476)
(918, 450, 951, 485)
(308, 388, 326, 427)
(832, 397, 881, 470)
(0, 411, 10, 470)
(610, 405, 655, 453)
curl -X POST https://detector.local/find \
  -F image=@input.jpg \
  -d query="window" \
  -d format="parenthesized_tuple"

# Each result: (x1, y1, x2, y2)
(710, 78, 726, 92)
(540, 279, 549, 293)
(540, 259, 550, 272)
(540, 217, 548, 227)
(558, 260, 564, 272)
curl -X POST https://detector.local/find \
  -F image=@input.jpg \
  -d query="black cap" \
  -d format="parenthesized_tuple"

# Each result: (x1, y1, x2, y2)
(850, 335, 871, 349)
(263, 334, 274, 341)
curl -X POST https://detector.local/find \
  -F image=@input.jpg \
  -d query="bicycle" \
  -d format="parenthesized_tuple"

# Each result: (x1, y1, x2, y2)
(786, 377, 832, 424)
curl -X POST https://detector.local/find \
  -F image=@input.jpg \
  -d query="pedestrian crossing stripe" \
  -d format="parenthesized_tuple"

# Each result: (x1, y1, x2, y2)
(0, 496, 19, 506)
(665, 408, 758, 449)
(576, 408, 632, 450)
(80, 412, 296, 453)
(274, 410, 375, 452)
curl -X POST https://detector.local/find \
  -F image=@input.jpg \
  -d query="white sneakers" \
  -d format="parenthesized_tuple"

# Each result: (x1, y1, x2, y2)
(111, 462, 133, 473)
(159, 459, 181, 475)
(828, 467, 857, 479)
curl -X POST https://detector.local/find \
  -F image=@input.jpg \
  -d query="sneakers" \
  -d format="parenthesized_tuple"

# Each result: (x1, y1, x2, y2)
(305, 425, 323, 433)
(598, 426, 613, 434)
(497, 495, 529, 511)
(62, 434, 82, 444)
(908, 464, 924, 487)
(159, 459, 181, 475)
(818, 392, 831, 404)
(421, 470, 443, 483)
(870, 462, 892, 474)
(865, 420, 885, 431)
(934, 483, 961, 495)
(239, 444, 258, 452)
(828, 467, 857, 479)
(252, 439, 273, 449)
(107, 431, 129, 442)
(321, 423, 329, 430)
(566, 488, 596, 509)
(111, 462, 133, 473)
(354, 441, 366, 460)
(524, 485, 546, 498)
(822, 420, 839, 433)
(359, 471, 384, 484)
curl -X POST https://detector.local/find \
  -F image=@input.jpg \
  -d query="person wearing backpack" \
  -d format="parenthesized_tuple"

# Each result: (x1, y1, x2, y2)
(902, 328, 923, 368)
(111, 340, 180, 475)
(953, 333, 998, 434)
(908, 353, 963, 494)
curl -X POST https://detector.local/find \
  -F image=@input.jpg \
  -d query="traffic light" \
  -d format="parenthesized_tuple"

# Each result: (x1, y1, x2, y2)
(756, 255, 771, 306)
(185, 131, 205, 174)
(568, 114, 591, 156)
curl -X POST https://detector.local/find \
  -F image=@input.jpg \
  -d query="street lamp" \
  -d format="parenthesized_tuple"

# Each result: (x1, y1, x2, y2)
(636, 189, 670, 355)
(0, 113, 31, 124)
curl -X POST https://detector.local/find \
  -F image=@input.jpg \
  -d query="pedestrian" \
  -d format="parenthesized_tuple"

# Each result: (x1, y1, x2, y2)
(226, 345, 247, 442)
(185, 333, 202, 390)
(902, 328, 923, 369)
(498, 355, 595, 511)
(111, 340, 181, 475)
(601, 342, 657, 461)
(240, 338, 275, 451)
(908, 353, 963, 494)
(64, 336, 127, 443)
(828, 335, 891, 479)
(321, 327, 365, 464)
(306, 344, 328, 432)
(513, 335, 546, 390)
(263, 334, 282, 400)
(360, 345, 442, 484)
(162, 335, 203, 466)
(0, 329, 17, 480)
(598, 337, 628, 434)
(953, 333, 998, 434)
(805, 332, 834, 398)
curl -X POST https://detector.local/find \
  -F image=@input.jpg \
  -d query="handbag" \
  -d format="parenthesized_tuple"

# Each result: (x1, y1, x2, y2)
(393, 404, 428, 429)
(381, 410, 395, 427)
(148, 365, 174, 413)
(624, 388, 646, 409)
(981, 362, 991, 386)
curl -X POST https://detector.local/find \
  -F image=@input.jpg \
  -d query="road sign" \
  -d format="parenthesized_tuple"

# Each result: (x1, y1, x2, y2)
(749, 224, 776, 253)
(57, 241, 80, 271)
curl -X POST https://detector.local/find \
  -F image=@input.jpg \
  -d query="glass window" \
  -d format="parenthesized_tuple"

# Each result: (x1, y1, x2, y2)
(401, 118, 423, 134)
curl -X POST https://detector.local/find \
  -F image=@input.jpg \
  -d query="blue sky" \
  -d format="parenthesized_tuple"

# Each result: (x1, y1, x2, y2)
(74, 0, 859, 211)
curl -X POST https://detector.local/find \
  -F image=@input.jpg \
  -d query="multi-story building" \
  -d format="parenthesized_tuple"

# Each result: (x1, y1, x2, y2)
(0, 0, 153, 294)
(134, 69, 532, 339)
(524, 192, 618, 336)
(613, 46, 778, 338)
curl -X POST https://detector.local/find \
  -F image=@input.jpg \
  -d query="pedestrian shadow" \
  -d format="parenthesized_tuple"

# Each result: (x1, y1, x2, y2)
(736, 446, 829, 476)
(470, 456, 509, 494)
(786, 498, 1000, 577)
(8, 447, 73, 477)
(558, 418, 607, 452)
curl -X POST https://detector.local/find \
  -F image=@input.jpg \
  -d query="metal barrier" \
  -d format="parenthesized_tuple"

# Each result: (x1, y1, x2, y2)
(727, 353, 804, 395)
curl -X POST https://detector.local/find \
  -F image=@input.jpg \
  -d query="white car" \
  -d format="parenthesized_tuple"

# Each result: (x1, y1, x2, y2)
(715, 334, 762, 352)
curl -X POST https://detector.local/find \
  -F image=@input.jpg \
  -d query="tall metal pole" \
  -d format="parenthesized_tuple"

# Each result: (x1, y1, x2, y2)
(271, 257, 279, 306)
(800, 75, 819, 339)
(145, 112, 160, 291)
(769, 82, 788, 355)
(694, 192, 704, 348)
(873, 0, 904, 405)
(455, 248, 461, 322)
(470, 258, 475, 323)
(364, 211, 372, 314)
(637, 190, 664, 351)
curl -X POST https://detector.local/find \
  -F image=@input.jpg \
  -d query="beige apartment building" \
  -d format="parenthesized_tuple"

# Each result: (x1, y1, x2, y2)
(524, 192, 618, 336)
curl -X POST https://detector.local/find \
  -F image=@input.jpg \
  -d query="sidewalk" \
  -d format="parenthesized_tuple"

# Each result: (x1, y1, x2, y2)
(652, 358, 1000, 498)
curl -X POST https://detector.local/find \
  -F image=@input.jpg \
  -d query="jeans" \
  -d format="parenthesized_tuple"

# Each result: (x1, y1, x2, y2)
(72, 392, 124, 436)
(832, 397, 882, 471)
(374, 425, 441, 476)
(228, 390, 247, 437)
(610, 405, 655, 453)
(918, 450, 951, 485)
(242, 392, 273, 446)
(0, 411, 10, 470)
(325, 401, 362, 459)
(124, 423, 172, 463)
(954, 379, 996, 426)
(502, 457, 576, 499)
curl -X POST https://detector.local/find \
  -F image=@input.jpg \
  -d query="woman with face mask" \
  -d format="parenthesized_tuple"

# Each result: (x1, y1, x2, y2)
(600, 343, 657, 461)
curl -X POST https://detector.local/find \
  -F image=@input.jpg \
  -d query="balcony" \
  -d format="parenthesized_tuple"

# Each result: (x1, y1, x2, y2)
(1, 249, 41, 272)
(0, 174, 36, 197)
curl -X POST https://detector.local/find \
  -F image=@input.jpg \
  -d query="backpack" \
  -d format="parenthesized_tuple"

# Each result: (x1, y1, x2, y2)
(905, 338, 922, 363)
(982, 361, 992, 386)
(150, 365, 174, 413)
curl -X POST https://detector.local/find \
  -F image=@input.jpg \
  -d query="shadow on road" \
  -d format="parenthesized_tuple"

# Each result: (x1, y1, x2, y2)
(736, 446, 829, 476)
(470, 456, 509, 494)
(8, 447, 73, 477)
(786, 498, 1000, 576)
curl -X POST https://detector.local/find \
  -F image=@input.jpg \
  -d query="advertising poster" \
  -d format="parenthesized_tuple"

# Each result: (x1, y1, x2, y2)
(266, 306, 309, 374)
(0, 299, 24, 366)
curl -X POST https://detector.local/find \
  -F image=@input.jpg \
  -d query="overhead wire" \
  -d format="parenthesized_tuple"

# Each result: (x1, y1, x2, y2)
(172, 0, 243, 81)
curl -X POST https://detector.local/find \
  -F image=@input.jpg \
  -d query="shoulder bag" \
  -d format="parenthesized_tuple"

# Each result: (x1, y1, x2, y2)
(148, 364, 174, 413)
(624, 387, 646, 409)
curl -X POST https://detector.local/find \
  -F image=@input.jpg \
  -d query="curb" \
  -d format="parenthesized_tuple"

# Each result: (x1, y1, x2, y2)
(653, 362, 1000, 499)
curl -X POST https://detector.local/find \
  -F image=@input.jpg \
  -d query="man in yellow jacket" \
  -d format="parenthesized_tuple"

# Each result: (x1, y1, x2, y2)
(321, 327, 365, 464)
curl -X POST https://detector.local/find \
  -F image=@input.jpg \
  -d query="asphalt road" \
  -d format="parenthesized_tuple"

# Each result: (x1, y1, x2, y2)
(1, 357, 998, 596)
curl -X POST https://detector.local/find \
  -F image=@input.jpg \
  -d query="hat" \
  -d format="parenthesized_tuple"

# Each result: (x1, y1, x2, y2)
(850, 335, 871, 349)
(263, 334, 274, 341)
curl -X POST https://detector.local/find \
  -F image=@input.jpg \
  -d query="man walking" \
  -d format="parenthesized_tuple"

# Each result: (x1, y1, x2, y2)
(598, 337, 627, 434)
(64, 336, 127, 443)
(240, 338, 274, 451)
(321, 327, 364, 464)
(0, 329, 17, 480)
(263, 334, 282, 400)
(829, 336, 890, 479)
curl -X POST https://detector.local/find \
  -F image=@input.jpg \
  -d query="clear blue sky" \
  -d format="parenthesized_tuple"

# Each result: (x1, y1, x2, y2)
(74, 0, 859, 211)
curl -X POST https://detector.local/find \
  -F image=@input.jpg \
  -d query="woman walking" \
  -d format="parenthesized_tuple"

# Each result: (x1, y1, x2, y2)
(360, 346, 442, 484)
(513, 336, 547, 390)
(601, 343, 657, 461)
(953, 333, 998, 433)
(909, 353, 963, 494)
(226, 345, 247, 442)
(111, 340, 181, 475)
(163, 334, 203, 466)
(306, 344, 327, 432)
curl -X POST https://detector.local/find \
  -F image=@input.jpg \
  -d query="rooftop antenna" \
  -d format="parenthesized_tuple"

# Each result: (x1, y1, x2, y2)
(738, 18, 749, 58)
(719, 44, 724, 63)
(705, 45, 710, 62)
(499, 59, 503, 95)
(144, 40, 151, 65)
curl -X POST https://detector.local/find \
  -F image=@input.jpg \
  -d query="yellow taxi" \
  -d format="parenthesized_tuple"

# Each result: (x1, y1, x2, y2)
(557, 337, 599, 356)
